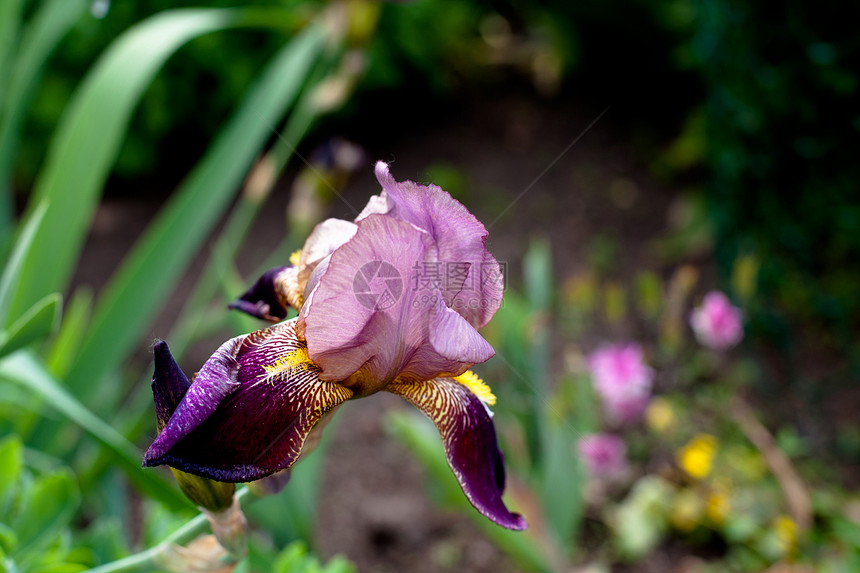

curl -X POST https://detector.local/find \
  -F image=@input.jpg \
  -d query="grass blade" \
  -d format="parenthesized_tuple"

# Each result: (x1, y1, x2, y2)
(0, 292, 61, 359)
(0, 0, 26, 110)
(0, 199, 48, 326)
(6, 7, 290, 321)
(0, 0, 89, 203)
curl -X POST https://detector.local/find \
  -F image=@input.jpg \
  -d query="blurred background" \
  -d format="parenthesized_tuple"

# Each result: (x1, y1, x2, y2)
(1, 0, 858, 572)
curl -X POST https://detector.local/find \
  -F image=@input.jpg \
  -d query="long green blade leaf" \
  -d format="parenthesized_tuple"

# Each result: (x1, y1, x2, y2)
(7, 7, 278, 320)
(0, 0, 88, 196)
(0, 200, 49, 326)
(0, 351, 192, 511)
(0, 292, 61, 359)
(0, 0, 26, 110)
(65, 22, 326, 404)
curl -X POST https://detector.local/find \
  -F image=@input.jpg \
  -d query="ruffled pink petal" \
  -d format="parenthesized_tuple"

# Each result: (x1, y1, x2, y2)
(300, 213, 495, 395)
(373, 162, 503, 329)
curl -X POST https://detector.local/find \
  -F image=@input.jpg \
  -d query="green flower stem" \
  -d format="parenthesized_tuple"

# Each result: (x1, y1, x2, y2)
(86, 487, 254, 573)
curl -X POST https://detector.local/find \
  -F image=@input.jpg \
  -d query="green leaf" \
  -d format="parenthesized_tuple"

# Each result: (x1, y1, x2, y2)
(64, 21, 326, 406)
(31, 564, 89, 573)
(536, 423, 584, 556)
(0, 0, 25, 109)
(0, 351, 191, 511)
(5, 6, 295, 322)
(0, 522, 17, 555)
(272, 541, 312, 573)
(524, 238, 553, 314)
(0, 0, 89, 200)
(11, 469, 78, 552)
(0, 200, 49, 326)
(44, 286, 92, 378)
(0, 434, 23, 515)
(0, 293, 61, 359)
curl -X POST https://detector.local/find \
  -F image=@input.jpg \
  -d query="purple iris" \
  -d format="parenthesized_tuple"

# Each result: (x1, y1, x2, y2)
(144, 162, 526, 531)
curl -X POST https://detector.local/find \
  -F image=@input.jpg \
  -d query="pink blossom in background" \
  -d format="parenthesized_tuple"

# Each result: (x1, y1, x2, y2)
(690, 291, 744, 350)
(577, 433, 627, 477)
(587, 343, 654, 424)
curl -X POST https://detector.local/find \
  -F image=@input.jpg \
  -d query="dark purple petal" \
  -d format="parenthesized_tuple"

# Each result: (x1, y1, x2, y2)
(229, 266, 299, 322)
(151, 340, 191, 432)
(387, 377, 527, 530)
(143, 319, 352, 482)
(299, 214, 493, 395)
(372, 162, 503, 329)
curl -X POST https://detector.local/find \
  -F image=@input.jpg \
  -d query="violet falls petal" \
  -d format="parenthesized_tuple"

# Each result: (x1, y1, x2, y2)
(387, 377, 527, 530)
(144, 319, 352, 481)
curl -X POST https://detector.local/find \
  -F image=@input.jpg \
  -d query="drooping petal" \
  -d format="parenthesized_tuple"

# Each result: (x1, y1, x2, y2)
(150, 340, 235, 510)
(429, 305, 496, 364)
(299, 213, 494, 395)
(395, 302, 496, 383)
(387, 376, 527, 530)
(229, 266, 300, 322)
(373, 161, 503, 329)
(143, 318, 352, 482)
(152, 340, 191, 432)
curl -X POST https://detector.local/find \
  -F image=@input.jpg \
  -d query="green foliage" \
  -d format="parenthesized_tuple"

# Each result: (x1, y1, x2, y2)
(6, 6, 300, 324)
(0, 435, 90, 573)
(682, 0, 860, 356)
(271, 540, 357, 573)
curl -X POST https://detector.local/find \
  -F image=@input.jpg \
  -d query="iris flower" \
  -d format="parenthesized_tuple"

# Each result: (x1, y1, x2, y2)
(144, 162, 526, 530)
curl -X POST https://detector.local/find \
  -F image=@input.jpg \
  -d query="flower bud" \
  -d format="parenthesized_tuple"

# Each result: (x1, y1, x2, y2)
(152, 341, 235, 511)
(171, 468, 235, 513)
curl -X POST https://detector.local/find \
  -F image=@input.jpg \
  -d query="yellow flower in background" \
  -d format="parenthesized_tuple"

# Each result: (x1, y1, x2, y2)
(773, 514, 797, 556)
(645, 397, 677, 434)
(677, 434, 718, 479)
